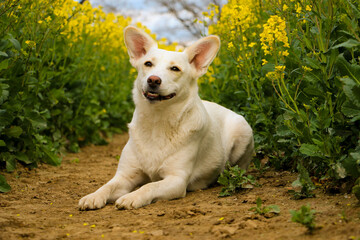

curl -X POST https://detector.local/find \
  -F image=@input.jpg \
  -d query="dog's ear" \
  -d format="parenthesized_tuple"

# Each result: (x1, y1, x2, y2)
(124, 26, 158, 65)
(185, 36, 220, 77)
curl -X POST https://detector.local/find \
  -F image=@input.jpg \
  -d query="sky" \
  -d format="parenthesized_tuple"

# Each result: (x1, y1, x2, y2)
(87, 0, 219, 44)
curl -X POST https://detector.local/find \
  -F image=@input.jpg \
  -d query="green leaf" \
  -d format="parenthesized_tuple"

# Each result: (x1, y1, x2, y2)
(0, 109, 13, 126)
(336, 54, 360, 84)
(0, 140, 5, 146)
(4, 126, 23, 138)
(0, 51, 8, 57)
(42, 147, 61, 166)
(292, 179, 302, 188)
(343, 152, 360, 178)
(0, 59, 9, 71)
(217, 174, 228, 186)
(8, 37, 21, 51)
(26, 111, 47, 131)
(261, 63, 275, 73)
(299, 144, 322, 157)
(341, 100, 360, 119)
(0, 174, 11, 193)
(304, 57, 321, 70)
(350, 152, 360, 163)
(332, 39, 360, 49)
(340, 77, 360, 107)
(6, 155, 16, 172)
(268, 205, 281, 214)
(303, 37, 313, 50)
(304, 71, 322, 84)
(15, 152, 32, 164)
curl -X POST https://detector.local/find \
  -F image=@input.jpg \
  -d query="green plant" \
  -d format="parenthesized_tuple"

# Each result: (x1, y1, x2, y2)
(339, 210, 349, 223)
(0, 0, 177, 191)
(290, 205, 317, 233)
(352, 177, 360, 201)
(201, 0, 360, 189)
(217, 163, 256, 197)
(0, 174, 10, 193)
(249, 197, 280, 215)
(0, 0, 133, 191)
(70, 158, 80, 164)
(288, 163, 316, 199)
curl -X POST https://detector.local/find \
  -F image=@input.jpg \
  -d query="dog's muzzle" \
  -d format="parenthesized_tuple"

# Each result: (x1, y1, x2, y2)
(143, 91, 176, 101)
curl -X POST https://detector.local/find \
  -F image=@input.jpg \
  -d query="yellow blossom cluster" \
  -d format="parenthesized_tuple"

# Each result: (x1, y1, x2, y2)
(216, 0, 258, 33)
(10, 0, 176, 66)
(266, 65, 286, 80)
(202, 0, 260, 81)
(260, 15, 290, 56)
(208, 0, 259, 51)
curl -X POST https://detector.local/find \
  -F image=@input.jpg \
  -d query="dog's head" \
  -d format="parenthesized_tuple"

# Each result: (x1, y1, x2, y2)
(124, 26, 220, 104)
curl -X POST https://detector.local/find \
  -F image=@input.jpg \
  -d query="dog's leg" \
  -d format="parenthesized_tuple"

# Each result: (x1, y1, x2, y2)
(226, 116, 254, 170)
(79, 144, 146, 210)
(78, 170, 145, 210)
(115, 174, 187, 209)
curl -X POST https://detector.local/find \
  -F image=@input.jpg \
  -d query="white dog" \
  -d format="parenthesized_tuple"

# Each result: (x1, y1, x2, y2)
(79, 26, 254, 210)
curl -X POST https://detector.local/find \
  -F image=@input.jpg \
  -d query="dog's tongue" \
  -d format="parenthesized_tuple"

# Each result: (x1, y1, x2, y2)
(147, 92, 159, 98)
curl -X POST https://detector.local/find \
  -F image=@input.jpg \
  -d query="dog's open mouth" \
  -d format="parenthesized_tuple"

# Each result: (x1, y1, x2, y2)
(143, 91, 176, 101)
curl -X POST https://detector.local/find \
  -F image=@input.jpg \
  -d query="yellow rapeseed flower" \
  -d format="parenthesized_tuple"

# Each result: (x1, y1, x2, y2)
(227, 42, 235, 51)
(266, 71, 276, 79)
(25, 40, 36, 48)
(281, 50, 289, 57)
(260, 15, 289, 56)
(248, 42, 256, 48)
(266, 70, 284, 80)
(275, 65, 286, 72)
(302, 66, 313, 72)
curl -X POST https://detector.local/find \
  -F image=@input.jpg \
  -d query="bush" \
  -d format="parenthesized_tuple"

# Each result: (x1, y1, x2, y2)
(202, 0, 360, 189)
(0, 0, 177, 190)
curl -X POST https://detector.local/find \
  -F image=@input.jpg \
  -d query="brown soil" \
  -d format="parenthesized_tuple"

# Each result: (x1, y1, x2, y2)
(0, 134, 359, 240)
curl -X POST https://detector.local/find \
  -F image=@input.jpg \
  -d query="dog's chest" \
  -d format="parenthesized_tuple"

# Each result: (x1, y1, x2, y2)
(130, 121, 184, 154)
(128, 114, 199, 177)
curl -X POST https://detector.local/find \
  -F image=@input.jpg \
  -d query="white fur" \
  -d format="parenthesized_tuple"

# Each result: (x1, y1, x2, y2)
(78, 26, 254, 210)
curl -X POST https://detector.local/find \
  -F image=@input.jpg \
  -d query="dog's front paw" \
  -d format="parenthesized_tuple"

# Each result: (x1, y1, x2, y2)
(115, 191, 151, 210)
(79, 192, 107, 210)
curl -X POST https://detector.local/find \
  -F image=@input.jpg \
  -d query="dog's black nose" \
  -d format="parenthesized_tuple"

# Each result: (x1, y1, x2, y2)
(147, 75, 161, 88)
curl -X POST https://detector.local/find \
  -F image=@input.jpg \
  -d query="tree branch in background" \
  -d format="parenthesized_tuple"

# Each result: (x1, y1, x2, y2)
(155, 0, 223, 38)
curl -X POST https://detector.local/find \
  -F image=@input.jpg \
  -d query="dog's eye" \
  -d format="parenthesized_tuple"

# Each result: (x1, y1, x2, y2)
(170, 66, 180, 72)
(144, 61, 153, 67)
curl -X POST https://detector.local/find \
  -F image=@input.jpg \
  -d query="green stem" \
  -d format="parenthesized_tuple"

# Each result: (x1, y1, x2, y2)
(280, 75, 300, 115)
(272, 78, 296, 113)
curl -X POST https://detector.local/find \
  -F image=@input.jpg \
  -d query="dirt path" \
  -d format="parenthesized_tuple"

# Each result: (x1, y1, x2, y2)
(0, 134, 359, 240)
